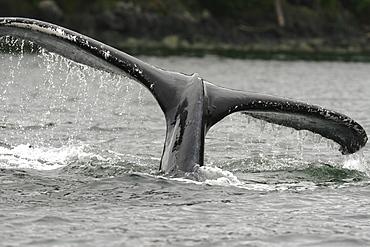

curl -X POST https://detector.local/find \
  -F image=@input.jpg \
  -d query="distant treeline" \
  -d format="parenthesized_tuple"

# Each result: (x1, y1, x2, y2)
(1, 0, 370, 58)
(1, 0, 369, 26)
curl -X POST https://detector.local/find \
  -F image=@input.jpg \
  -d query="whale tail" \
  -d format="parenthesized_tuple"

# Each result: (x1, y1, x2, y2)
(0, 18, 367, 176)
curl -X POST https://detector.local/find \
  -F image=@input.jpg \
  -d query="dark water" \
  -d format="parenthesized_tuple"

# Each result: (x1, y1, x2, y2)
(1, 43, 370, 246)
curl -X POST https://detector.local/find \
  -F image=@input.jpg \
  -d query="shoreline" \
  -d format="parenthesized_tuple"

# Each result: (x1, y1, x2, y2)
(113, 37, 370, 62)
(2, 0, 370, 62)
(1, 36, 369, 63)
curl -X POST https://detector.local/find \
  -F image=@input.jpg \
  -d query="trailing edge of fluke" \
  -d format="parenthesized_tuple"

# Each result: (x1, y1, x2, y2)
(0, 17, 367, 176)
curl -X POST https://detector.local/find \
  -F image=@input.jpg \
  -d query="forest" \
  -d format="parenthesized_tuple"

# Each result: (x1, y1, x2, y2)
(0, 0, 370, 59)
(1, 0, 369, 24)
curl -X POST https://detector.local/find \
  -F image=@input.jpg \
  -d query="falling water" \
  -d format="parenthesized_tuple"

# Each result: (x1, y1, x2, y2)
(1, 36, 370, 247)
(0, 37, 164, 173)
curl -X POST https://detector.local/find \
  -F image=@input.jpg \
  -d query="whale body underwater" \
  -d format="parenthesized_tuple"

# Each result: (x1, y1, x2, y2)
(0, 17, 367, 177)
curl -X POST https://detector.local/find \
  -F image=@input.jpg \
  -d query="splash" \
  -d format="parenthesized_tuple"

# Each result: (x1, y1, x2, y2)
(0, 37, 163, 170)
(0, 144, 102, 170)
(342, 151, 369, 176)
(1, 36, 368, 187)
(196, 165, 242, 185)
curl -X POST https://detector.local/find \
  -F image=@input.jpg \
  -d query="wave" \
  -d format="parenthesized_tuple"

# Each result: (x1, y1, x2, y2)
(0, 143, 368, 192)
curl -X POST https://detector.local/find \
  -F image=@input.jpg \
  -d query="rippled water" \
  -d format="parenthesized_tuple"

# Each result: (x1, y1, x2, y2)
(1, 41, 370, 246)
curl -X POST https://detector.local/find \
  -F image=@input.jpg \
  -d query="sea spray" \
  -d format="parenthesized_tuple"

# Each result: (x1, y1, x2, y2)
(343, 151, 369, 176)
(0, 144, 100, 170)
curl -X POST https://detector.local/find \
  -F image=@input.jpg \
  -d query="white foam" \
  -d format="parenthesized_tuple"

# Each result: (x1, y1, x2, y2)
(342, 151, 369, 175)
(168, 166, 318, 192)
(0, 144, 103, 170)
(197, 166, 242, 186)
(149, 165, 243, 186)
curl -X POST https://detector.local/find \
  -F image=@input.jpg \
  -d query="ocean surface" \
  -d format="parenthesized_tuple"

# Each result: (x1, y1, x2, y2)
(1, 40, 370, 246)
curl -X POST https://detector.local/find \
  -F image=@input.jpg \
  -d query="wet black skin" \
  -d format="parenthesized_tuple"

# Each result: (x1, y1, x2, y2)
(0, 18, 367, 177)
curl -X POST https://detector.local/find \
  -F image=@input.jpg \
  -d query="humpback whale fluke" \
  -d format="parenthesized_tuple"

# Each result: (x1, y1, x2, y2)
(0, 18, 367, 176)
